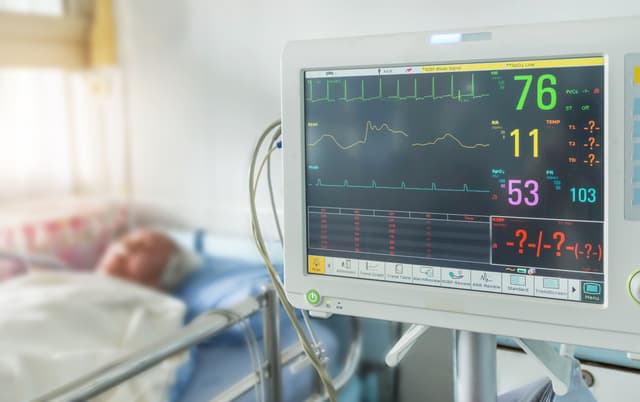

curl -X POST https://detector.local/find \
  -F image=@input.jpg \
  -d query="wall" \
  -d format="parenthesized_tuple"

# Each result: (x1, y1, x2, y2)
(115, 2, 640, 400)
(115, 0, 640, 238)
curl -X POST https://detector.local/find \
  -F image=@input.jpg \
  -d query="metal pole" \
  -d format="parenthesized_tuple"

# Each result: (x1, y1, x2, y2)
(454, 330, 497, 402)
(262, 285, 283, 402)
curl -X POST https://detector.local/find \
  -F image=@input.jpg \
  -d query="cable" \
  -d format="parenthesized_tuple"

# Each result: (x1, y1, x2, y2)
(249, 120, 337, 402)
(301, 310, 322, 354)
(264, 128, 323, 353)
(254, 130, 322, 353)
(266, 130, 283, 245)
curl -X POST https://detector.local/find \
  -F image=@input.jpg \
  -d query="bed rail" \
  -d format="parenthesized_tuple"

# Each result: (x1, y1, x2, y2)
(31, 288, 274, 402)
(30, 286, 363, 402)
(215, 316, 363, 402)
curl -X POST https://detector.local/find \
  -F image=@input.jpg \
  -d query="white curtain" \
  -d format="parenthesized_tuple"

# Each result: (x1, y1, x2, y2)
(0, 0, 129, 201)
(0, 68, 128, 202)
(0, 70, 72, 199)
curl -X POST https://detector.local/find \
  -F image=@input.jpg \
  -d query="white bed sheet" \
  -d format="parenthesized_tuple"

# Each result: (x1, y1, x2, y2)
(0, 272, 186, 402)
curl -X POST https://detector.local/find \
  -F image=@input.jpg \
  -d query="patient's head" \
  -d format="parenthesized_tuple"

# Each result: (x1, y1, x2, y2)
(98, 229, 177, 289)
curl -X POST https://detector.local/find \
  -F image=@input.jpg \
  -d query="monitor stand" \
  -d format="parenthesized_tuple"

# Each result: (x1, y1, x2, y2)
(386, 325, 576, 401)
(454, 331, 497, 402)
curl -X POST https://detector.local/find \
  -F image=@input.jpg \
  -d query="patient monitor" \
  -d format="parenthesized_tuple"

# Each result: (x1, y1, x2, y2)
(282, 17, 640, 354)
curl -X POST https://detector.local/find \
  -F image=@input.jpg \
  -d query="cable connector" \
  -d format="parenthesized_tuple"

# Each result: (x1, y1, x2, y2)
(288, 342, 328, 374)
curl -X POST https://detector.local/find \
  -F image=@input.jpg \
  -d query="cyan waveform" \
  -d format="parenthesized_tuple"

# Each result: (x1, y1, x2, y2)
(309, 179, 490, 193)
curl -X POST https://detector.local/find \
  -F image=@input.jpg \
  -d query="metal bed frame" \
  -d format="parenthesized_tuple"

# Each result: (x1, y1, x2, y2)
(30, 285, 363, 402)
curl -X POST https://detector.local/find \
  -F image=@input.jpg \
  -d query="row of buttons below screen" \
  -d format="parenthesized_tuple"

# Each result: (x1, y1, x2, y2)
(311, 256, 603, 303)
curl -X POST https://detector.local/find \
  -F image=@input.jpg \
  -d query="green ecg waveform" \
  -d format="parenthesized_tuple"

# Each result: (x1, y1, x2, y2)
(306, 74, 488, 103)
(307, 121, 490, 151)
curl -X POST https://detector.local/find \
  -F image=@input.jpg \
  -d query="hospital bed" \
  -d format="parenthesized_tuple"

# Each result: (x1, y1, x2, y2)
(169, 231, 364, 402)
(24, 230, 363, 402)
(5, 227, 639, 401)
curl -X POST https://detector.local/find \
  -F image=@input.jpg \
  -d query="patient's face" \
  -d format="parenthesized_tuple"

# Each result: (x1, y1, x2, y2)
(98, 230, 176, 288)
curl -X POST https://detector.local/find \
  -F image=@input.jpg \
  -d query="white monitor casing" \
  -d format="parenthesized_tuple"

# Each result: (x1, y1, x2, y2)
(282, 17, 640, 353)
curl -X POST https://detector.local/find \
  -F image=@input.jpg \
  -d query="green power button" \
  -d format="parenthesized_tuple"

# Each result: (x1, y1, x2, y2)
(306, 289, 321, 305)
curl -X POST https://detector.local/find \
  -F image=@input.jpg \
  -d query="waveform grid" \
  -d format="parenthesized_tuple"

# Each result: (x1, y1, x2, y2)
(306, 74, 489, 103)
(309, 179, 491, 193)
(307, 121, 490, 151)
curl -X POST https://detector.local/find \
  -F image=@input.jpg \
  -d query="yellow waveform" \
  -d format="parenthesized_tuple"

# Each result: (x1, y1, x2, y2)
(411, 133, 490, 149)
(307, 121, 408, 150)
(307, 120, 489, 150)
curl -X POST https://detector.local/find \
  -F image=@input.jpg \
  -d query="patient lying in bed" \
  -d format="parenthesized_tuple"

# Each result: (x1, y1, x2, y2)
(0, 230, 196, 402)
(97, 229, 196, 289)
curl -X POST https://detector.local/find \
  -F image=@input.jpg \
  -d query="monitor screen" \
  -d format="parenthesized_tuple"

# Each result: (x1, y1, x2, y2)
(303, 57, 605, 304)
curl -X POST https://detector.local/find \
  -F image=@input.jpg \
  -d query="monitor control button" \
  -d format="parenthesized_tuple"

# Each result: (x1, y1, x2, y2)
(628, 270, 640, 304)
(306, 289, 322, 306)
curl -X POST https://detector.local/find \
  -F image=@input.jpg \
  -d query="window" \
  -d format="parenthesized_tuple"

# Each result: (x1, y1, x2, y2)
(0, 0, 126, 200)
(0, 0, 63, 16)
